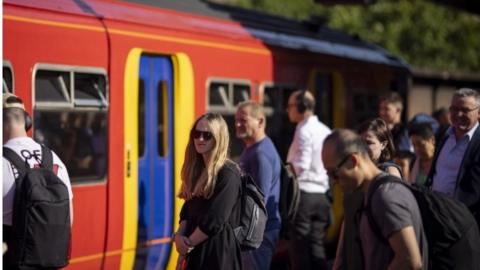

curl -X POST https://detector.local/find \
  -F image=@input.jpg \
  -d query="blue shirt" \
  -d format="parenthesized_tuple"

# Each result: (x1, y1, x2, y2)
(432, 122, 479, 198)
(239, 137, 281, 230)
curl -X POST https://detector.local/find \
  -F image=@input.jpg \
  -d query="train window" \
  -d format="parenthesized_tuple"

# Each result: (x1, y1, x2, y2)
(74, 73, 108, 107)
(138, 79, 146, 157)
(207, 78, 251, 159)
(3, 63, 13, 93)
(209, 82, 229, 107)
(262, 84, 296, 160)
(314, 73, 334, 127)
(157, 81, 167, 157)
(35, 70, 71, 104)
(233, 84, 250, 106)
(34, 66, 108, 184)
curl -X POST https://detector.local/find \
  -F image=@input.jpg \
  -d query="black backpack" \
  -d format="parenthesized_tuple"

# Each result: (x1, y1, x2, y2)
(234, 173, 268, 251)
(3, 145, 71, 269)
(366, 175, 480, 270)
(279, 163, 300, 238)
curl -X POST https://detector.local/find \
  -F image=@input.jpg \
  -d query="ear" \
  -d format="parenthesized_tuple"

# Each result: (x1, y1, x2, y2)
(380, 141, 387, 150)
(258, 117, 265, 127)
(349, 153, 360, 168)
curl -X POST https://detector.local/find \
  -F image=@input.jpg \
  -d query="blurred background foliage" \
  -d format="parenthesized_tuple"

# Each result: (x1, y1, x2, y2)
(221, 0, 480, 73)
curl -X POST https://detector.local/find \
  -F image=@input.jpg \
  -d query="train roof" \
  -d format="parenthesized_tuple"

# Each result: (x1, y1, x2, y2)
(122, 0, 409, 70)
(5, 0, 409, 70)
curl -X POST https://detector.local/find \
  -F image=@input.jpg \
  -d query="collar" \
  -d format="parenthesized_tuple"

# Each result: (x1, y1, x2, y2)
(447, 122, 479, 140)
(4, 136, 33, 145)
(298, 115, 317, 127)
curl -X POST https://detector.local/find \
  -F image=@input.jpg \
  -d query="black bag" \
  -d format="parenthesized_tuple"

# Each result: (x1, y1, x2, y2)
(279, 163, 300, 238)
(366, 175, 480, 270)
(234, 173, 268, 251)
(3, 145, 71, 269)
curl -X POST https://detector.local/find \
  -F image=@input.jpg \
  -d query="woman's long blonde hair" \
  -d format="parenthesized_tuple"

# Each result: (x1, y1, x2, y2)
(178, 113, 230, 200)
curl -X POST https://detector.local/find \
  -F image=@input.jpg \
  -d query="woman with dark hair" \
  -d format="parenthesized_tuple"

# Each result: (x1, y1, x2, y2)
(174, 113, 242, 270)
(408, 123, 436, 186)
(358, 118, 402, 178)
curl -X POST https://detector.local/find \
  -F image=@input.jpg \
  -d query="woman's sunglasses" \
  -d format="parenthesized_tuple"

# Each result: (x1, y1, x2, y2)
(193, 130, 213, 141)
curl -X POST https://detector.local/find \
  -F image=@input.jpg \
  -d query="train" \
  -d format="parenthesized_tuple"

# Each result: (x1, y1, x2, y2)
(3, 0, 410, 269)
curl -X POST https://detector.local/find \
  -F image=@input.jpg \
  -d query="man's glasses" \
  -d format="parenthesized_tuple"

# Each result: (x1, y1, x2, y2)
(327, 154, 351, 180)
(449, 105, 479, 114)
(193, 130, 213, 141)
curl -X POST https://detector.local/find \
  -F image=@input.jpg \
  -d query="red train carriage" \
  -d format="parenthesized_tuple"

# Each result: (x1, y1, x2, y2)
(3, 0, 409, 269)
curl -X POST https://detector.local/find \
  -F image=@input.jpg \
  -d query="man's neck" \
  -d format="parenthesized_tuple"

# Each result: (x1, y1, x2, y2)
(6, 131, 28, 142)
(360, 163, 384, 193)
(298, 112, 313, 123)
(245, 133, 266, 148)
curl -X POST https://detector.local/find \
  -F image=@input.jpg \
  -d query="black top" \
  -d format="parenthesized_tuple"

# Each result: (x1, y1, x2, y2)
(180, 161, 242, 270)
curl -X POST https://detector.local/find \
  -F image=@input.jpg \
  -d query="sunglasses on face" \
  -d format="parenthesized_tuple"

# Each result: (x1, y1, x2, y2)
(193, 130, 213, 141)
(327, 154, 351, 180)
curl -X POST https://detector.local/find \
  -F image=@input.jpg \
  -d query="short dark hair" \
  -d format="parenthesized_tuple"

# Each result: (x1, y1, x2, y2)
(379, 92, 403, 111)
(409, 123, 434, 140)
(357, 118, 396, 163)
(432, 107, 449, 121)
(324, 129, 370, 159)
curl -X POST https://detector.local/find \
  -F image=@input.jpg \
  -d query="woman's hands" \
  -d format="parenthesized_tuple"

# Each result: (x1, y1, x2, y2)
(174, 233, 193, 256)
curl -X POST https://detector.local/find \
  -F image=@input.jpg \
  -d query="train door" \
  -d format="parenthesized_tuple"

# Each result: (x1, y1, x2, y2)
(135, 54, 174, 270)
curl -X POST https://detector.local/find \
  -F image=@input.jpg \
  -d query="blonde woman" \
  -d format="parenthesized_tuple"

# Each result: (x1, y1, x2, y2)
(174, 113, 242, 270)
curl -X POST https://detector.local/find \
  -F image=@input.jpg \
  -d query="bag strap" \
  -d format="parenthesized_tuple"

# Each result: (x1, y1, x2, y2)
(365, 174, 408, 245)
(3, 147, 28, 176)
(40, 144, 53, 170)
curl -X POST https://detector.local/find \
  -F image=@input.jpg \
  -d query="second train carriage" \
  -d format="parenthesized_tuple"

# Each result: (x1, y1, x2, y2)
(2, 0, 410, 269)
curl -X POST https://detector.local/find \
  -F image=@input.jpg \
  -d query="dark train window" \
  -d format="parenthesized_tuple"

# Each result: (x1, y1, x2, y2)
(34, 66, 108, 184)
(35, 70, 71, 103)
(138, 80, 145, 157)
(207, 78, 251, 159)
(74, 73, 108, 107)
(233, 84, 250, 106)
(314, 73, 333, 127)
(157, 81, 167, 157)
(263, 85, 296, 161)
(3, 64, 13, 93)
(209, 82, 229, 107)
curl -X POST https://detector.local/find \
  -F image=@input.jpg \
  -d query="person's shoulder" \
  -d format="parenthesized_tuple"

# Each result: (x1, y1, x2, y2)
(219, 161, 242, 177)
(309, 117, 331, 135)
(374, 178, 412, 203)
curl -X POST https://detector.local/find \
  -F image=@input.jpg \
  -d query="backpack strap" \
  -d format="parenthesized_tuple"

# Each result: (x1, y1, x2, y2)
(378, 161, 404, 179)
(3, 147, 28, 176)
(40, 144, 53, 170)
(365, 174, 407, 245)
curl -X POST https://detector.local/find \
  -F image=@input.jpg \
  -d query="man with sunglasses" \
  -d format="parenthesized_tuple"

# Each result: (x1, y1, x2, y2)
(428, 88, 480, 228)
(285, 90, 331, 270)
(235, 101, 282, 270)
(322, 129, 427, 270)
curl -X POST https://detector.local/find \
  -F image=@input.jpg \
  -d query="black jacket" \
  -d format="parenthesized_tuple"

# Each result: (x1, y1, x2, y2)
(428, 124, 480, 226)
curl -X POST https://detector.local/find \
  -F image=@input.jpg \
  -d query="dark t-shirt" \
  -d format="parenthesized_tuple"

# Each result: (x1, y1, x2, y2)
(239, 137, 281, 231)
(360, 175, 428, 270)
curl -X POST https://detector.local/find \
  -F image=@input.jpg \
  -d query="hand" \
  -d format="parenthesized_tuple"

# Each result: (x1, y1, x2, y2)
(174, 234, 193, 256)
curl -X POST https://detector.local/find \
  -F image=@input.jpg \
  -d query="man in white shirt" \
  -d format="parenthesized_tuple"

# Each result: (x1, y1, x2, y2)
(3, 93, 73, 268)
(428, 88, 480, 227)
(286, 90, 332, 270)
